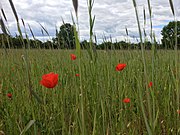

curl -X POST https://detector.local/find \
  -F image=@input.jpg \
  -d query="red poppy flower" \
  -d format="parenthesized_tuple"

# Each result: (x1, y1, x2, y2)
(116, 63, 126, 71)
(123, 98, 130, 103)
(40, 72, 58, 88)
(177, 110, 180, 114)
(148, 82, 153, 88)
(75, 74, 80, 77)
(70, 54, 76, 60)
(7, 93, 12, 98)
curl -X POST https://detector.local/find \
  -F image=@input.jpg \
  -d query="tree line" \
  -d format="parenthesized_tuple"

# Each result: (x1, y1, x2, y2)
(0, 21, 180, 50)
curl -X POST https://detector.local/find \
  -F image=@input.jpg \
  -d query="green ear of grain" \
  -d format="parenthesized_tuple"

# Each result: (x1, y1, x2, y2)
(1, 8, 7, 22)
(28, 24, 36, 40)
(72, 0, 78, 16)
(125, 27, 129, 36)
(0, 16, 8, 53)
(20, 120, 35, 135)
(38, 23, 50, 37)
(8, 0, 19, 22)
(169, 0, 175, 16)
(38, 23, 52, 48)
(132, 0, 137, 7)
(0, 18, 8, 35)
(147, 0, 152, 17)
(143, 6, 146, 26)
(8, 0, 24, 41)
(0, 9, 8, 35)
(21, 18, 25, 27)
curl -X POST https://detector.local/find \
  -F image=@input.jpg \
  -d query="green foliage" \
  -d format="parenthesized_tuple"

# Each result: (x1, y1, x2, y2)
(0, 34, 43, 49)
(54, 23, 76, 49)
(0, 23, 77, 50)
(1, 21, 180, 50)
(161, 21, 180, 49)
(0, 33, 159, 50)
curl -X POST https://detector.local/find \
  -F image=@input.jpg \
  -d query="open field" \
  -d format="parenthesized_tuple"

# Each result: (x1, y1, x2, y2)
(0, 0, 180, 134)
(0, 49, 180, 134)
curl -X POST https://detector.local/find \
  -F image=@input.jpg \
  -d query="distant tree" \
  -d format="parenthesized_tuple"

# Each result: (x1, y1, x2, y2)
(145, 41, 152, 50)
(55, 23, 75, 49)
(161, 21, 180, 49)
(0, 33, 9, 48)
(27, 39, 42, 49)
(42, 40, 53, 49)
(11, 37, 22, 48)
(80, 40, 89, 49)
(97, 41, 113, 50)
(119, 41, 129, 49)
(34, 39, 43, 49)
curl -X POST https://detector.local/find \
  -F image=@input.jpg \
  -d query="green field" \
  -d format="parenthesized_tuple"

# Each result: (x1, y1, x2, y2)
(0, 49, 179, 134)
(0, 0, 179, 134)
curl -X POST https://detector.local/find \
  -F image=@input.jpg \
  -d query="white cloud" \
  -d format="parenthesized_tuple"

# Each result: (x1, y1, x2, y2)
(0, 0, 180, 43)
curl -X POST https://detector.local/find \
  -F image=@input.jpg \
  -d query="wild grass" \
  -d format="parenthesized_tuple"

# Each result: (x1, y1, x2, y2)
(0, 49, 180, 135)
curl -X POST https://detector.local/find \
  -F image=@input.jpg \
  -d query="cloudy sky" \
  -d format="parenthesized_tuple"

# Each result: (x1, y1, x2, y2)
(0, 0, 180, 43)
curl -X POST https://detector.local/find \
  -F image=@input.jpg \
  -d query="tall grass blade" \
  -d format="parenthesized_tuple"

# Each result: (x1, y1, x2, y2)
(70, 11, 80, 56)
(22, 52, 43, 104)
(8, 0, 42, 104)
(71, 2, 85, 134)
(147, 1, 156, 132)
(74, 26, 81, 57)
(87, 0, 96, 61)
(92, 111, 96, 135)
(132, 0, 152, 134)
(168, 0, 179, 133)
(20, 120, 35, 135)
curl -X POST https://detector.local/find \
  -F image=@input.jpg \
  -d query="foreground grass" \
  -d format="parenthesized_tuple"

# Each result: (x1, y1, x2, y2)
(0, 49, 180, 134)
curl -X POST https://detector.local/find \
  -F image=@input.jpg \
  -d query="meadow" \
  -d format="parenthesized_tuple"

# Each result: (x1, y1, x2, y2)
(0, 0, 180, 134)
(0, 49, 180, 134)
